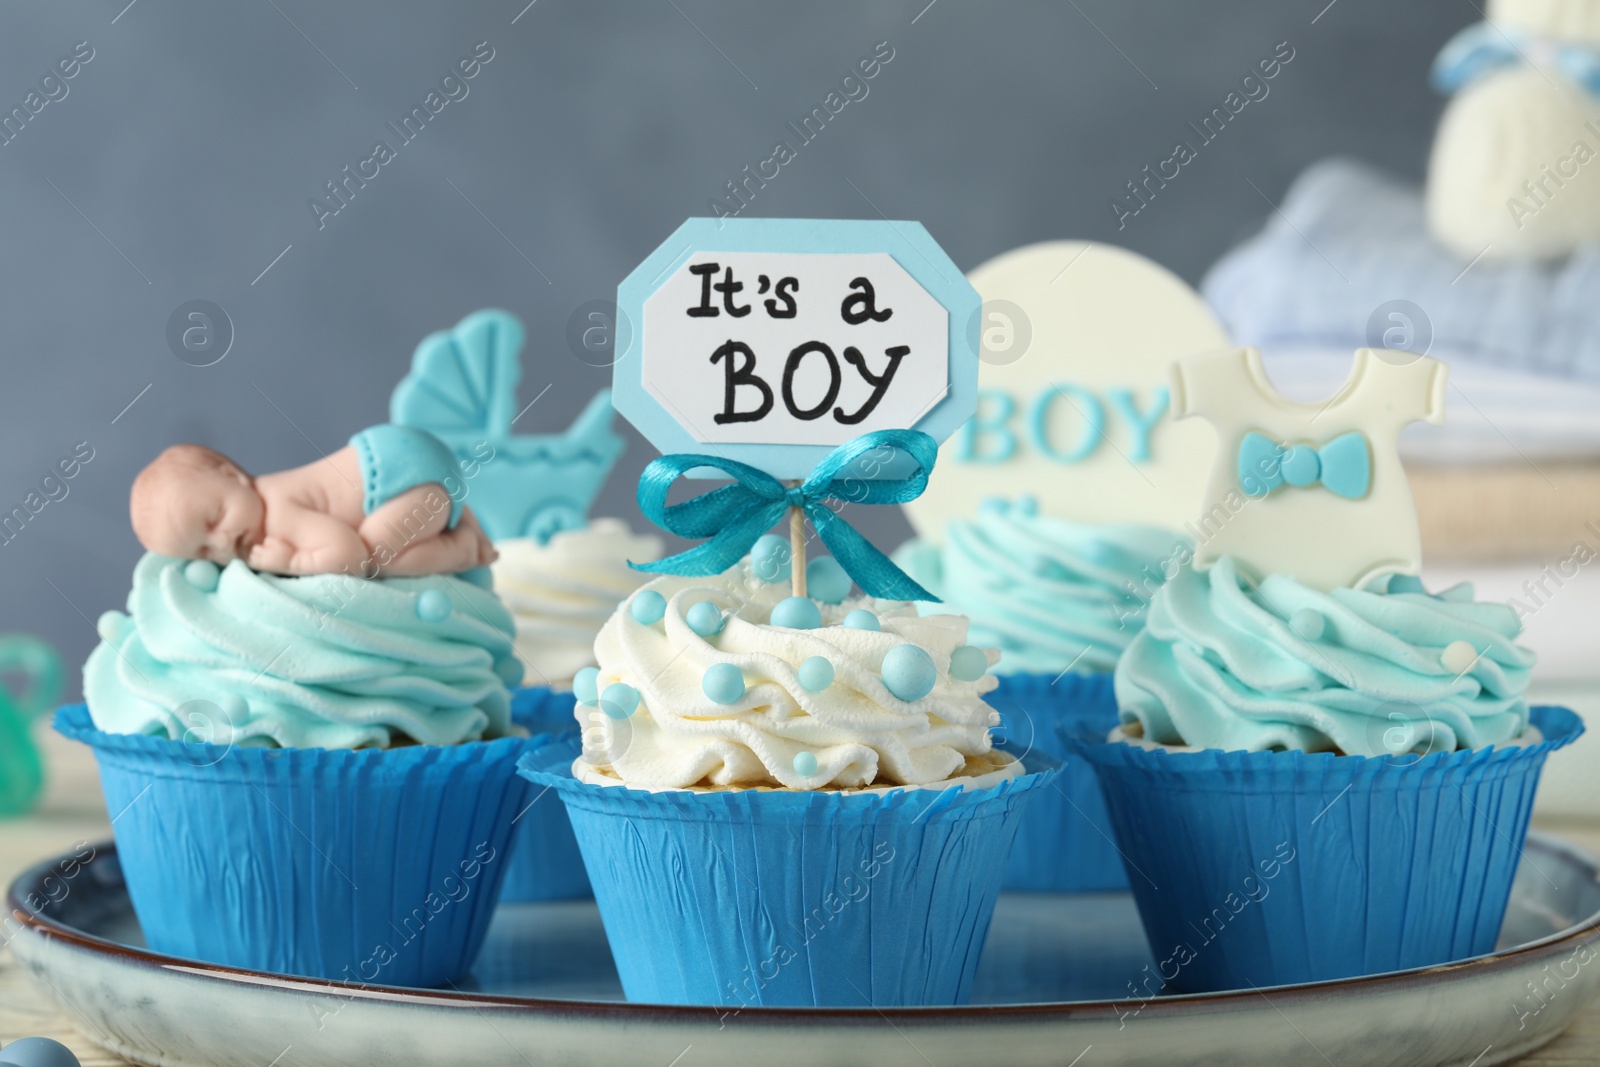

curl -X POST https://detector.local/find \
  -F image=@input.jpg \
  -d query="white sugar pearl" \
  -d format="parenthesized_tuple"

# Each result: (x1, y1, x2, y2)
(1441, 640, 1479, 675)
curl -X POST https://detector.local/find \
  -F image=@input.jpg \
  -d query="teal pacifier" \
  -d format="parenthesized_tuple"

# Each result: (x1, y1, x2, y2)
(0, 635, 63, 817)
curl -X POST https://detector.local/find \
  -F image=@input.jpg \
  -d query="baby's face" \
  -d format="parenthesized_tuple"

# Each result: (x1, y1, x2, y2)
(136, 460, 265, 563)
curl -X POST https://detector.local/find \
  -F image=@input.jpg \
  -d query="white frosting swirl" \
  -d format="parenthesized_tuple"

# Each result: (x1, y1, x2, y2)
(583, 566, 1004, 790)
(492, 520, 661, 686)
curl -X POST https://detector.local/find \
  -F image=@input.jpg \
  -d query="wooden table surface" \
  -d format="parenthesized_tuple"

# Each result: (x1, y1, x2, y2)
(4, 730, 1599, 1067)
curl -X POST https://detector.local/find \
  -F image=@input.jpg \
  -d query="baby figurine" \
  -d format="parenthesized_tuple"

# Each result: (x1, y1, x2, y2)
(130, 424, 497, 577)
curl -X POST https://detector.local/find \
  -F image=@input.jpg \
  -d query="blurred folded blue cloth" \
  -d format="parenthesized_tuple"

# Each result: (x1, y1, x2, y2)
(1202, 158, 1600, 383)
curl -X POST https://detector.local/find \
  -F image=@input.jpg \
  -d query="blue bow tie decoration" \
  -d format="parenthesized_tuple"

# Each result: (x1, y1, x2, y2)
(632, 429, 940, 602)
(1238, 431, 1371, 500)
(1432, 21, 1600, 97)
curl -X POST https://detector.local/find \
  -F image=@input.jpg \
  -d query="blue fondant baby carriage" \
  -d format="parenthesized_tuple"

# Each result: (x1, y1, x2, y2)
(391, 309, 624, 543)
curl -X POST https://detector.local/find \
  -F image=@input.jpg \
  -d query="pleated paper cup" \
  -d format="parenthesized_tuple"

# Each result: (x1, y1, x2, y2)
(1070, 705, 1583, 993)
(517, 738, 1059, 1008)
(499, 686, 591, 903)
(986, 670, 1125, 892)
(55, 703, 532, 987)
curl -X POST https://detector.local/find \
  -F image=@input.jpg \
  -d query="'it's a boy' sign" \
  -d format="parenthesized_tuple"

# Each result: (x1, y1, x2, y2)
(614, 218, 980, 479)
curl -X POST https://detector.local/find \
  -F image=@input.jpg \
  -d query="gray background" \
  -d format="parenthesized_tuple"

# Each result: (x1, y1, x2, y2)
(0, 0, 1473, 696)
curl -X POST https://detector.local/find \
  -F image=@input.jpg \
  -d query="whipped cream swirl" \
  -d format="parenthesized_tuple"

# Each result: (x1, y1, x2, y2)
(582, 567, 1004, 790)
(1116, 557, 1536, 755)
(492, 520, 661, 686)
(894, 501, 1186, 675)
(85, 553, 519, 749)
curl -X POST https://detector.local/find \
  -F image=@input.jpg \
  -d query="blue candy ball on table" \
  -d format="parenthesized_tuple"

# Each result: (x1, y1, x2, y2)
(0, 1037, 82, 1067)
(573, 666, 600, 705)
(882, 644, 937, 702)
(750, 534, 792, 583)
(805, 556, 852, 604)
(685, 600, 725, 637)
(770, 597, 822, 630)
(797, 656, 834, 692)
(600, 682, 640, 720)
(630, 589, 667, 625)
(841, 609, 879, 631)
(948, 645, 988, 682)
(702, 662, 745, 705)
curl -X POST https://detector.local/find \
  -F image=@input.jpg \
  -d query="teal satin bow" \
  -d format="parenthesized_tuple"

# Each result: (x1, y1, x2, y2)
(1238, 431, 1371, 500)
(633, 429, 940, 601)
(1432, 21, 1600, 97)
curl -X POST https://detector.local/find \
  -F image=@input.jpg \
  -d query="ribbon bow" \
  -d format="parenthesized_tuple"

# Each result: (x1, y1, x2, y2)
(1432, 21, 1600, 97)
(632, 430, 940, 601)
(1238, 431, 1371, 500)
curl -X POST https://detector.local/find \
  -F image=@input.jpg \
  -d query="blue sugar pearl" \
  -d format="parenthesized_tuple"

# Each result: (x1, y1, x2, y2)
(750, 534, 792, 583)
(495, 656, 525, 688)
(949, 645, 989, 682)
(702, 662, 745, 705)
(882, 644, 937, 702)
(573, 667, 600, 705)
(1015, 494, 1039, 516)
(0, 1037, 82, 1067)
(797, 655, 834, 692)
(805, 556, 852, 604)
(979, 496, 1009, 516)
(685, 600, 725, 637)
(1289, 608, 1326, 641)
(842, 609, 880, 631)
(600, 682, 640, 720)
(415, 589, 453, 622)
(793, 751, 819, 777)
(630, 589, 667, 625)
(770, 596, 822, 630)
(183, 559, 220, 592)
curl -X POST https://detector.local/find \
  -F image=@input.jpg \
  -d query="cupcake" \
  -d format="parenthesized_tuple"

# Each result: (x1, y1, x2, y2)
(516, 558, 1058, 1007)
(1074, 557, 1582, 992)
(895, 496, 1187, 891)
(493, 519, 662, 689)
(390, 309, 662, 903)
(492, 520, 660, 902)
(59, 552, 532, 986)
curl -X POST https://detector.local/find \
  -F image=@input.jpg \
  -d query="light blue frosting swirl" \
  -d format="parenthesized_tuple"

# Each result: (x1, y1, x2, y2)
(85, 554, 521, 749)
(1115, 557, 1536, 755)
(894, 500, 1189, 675)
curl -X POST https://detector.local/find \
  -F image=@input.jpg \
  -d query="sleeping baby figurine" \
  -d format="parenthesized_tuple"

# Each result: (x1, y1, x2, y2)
(130, 424, 497, 577)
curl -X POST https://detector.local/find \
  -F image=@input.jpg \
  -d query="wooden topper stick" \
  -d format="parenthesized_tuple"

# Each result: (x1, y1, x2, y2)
(789, 484, 807, 598)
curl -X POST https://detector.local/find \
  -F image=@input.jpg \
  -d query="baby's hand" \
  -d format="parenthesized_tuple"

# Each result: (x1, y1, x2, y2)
(247, 537, 296, 574)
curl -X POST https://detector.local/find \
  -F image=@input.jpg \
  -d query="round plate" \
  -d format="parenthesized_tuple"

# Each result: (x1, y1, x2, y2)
(8, 835, 1600, 1067)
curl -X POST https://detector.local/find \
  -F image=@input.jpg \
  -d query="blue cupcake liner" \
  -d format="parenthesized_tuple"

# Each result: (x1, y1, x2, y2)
(55, 703, 533, 987)
(517, 739, 1061, 1008)
(1069, 705, 1584, 992)
(986, 671, 1126, 892)
(499, 686, 591, 903)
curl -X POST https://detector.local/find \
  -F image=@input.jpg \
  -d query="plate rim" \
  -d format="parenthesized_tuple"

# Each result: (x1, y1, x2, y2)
(10, 831, 1600, 1023)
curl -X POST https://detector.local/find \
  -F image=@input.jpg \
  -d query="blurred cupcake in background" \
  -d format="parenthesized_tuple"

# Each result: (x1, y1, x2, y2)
(896, 240, 1231, 892)
(494, 519, 661, 689)
(390, 308, 660, 902)
(896, 496, 1187, 892)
